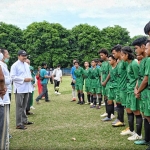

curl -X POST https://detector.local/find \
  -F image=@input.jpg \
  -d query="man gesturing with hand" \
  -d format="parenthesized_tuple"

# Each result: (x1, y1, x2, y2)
(10, 50, 33, 130)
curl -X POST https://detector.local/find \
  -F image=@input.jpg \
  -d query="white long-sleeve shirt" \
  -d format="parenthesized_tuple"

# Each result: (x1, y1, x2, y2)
(0, 61, 11, 104)
(10, 60, 32, 93)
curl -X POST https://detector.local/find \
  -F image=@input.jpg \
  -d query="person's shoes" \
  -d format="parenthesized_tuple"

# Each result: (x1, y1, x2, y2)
(55, 91, 57, 94)
(100, 113, 108, 117)
(30, 106, 35, 109)
(77, 101, 81, 104)
(24, 121, 34, 125)
(9, 135, 12, 139)
(71, 98, 76, 102)
(45, 100, 50, 102)
(102, 117, 112, 121)
(112, 119, 120, 125)
(111, 114, 115, 119)
(90, 105, 96, 108)
(101, 103, 105, 106)
(134, 140, 150, 145)
(128, 133, 142, 141)
(16, 125, 27, 130)
(96, 105, 100, 109)
(57, 92, 61, 95)
(120, 128, 134, 136)
(90, 103, 93, 106)
(26, 111, 34, 115)
(80, 101, 84, 105)
(112, 121, 125, 127)
(121, 127, 129, 133)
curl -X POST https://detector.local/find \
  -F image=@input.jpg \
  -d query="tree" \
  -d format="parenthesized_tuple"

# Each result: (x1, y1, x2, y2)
(69, 24, 102, 65)
(23, 21, 70, 68)
(99, 25, 131, 51)
(0, 22, 24, 68)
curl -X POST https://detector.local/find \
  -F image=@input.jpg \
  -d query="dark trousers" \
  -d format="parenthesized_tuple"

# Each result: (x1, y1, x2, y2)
(54, 80, 60, 92)
(26, 93, 32, 112)
(9, 93, 11, 112)
(36, 84, 49, 101)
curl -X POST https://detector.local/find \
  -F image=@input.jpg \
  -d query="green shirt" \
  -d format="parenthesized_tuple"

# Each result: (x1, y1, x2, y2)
(144, 57, 150, 90)
(109, 66, 118, 88)
(74, 67, 84, 85)
(127, 60, 139, 92)
(117, 60, 128, 91)
(83, 68, 91, 87)
(89, 67, 101, 88)
(40, 69, 48, 84)
(101, 61, 110, 82)
(138, 57, 148, 88)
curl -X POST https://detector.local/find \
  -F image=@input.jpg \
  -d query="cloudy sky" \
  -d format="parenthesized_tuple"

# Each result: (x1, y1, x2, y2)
(0, 0, 149, 37)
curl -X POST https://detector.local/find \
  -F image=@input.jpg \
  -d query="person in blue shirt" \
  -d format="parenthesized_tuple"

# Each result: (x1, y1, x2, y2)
(71, 59, 77, 102)
(36, 62, 51, 103)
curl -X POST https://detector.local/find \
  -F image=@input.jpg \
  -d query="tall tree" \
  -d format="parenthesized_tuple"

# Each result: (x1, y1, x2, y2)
(0, 22, 24, 68)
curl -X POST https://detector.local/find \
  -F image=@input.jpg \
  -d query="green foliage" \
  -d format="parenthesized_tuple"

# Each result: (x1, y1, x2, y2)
(0, 22, 24, 68)
(0, 21, 135, 68)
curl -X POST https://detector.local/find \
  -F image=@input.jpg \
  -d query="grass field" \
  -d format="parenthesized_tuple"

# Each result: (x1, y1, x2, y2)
(9, 76, 147, 150)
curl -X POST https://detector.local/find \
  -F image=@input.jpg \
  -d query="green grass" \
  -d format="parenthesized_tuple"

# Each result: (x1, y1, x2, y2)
(10, 76, 147, 150)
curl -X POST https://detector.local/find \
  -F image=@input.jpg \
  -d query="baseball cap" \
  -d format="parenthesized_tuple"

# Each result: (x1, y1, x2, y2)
(18, 50, 27, 56)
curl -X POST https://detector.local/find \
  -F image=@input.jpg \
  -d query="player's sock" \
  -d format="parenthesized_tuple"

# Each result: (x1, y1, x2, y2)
(104, 99, 108, 113)
(81, 93, 85, 103)
(136, 114, 143, 136)
(77, 93, 81, 103)
(98, 97, 102, 106)
(127, 112, 134, 132)
(118, 104, 124, 123)
(107, 103, 114, 119)
(112, 102, 114, 115)
(72, 89, 76, 98)
(87, 94, 90, 103)
(93, 97, 97, 106)
(144, 118, 150, 142)
(116, 103, 120, 120)
(91, 95, 93, 103)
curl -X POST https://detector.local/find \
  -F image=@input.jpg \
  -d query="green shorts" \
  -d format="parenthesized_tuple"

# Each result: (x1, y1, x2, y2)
(85, 86, 91, 93)
(102, 86, 109, 96)
(90, 87, 101, 94)
(143, 90, 150, 116)
(120, 91, 127, 106)
(126, 92, 140, 111)
(75, 84, 83, 91)
(139, 90, 148, 113)
(108, 88, 117, 100)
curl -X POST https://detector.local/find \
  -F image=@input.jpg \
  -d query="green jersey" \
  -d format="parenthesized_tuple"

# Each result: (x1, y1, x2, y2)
(101, 61, 110, 82)
(74, 67, 84, 85)
(144, 57, 150, 90)
(138, 57, 148, 88)
(127, 60, 139, 92)
(83, 68, 91, 87)
(89, 67, 101, 88)
(109, 65, 118, 88)
(117, 60, 128, 91)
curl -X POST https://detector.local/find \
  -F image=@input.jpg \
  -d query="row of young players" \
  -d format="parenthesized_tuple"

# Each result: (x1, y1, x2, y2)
(72, 37, 150, 150)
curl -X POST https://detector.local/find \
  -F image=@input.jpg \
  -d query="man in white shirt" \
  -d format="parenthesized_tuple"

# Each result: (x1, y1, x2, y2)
(52, 64, 62, 95)
(10, 50, 33, 130)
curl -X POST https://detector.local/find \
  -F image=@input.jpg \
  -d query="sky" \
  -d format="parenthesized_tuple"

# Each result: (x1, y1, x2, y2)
(0, 0, 149, 37)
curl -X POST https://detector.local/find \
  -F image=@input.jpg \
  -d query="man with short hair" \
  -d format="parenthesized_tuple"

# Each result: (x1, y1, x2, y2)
(35, 62, 51, 103)
(10, 50, 33, 130)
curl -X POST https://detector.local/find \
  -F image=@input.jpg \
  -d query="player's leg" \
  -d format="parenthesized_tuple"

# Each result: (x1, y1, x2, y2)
(71, 81, 76, 101)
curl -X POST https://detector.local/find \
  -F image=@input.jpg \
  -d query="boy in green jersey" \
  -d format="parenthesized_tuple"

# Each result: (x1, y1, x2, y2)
(89, 59, 101, 108)
(74, 61, 84, 105)
(111, 45, 127, 127)
(102, 55, 117, 121)
(99, 49, 110, 117)
(83, 62, 91, 104)
(121, 46, 143, 141)
(134, 39, 150, 149)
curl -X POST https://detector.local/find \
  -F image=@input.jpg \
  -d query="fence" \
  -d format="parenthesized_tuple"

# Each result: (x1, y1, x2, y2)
(61, 68, 71, 75)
